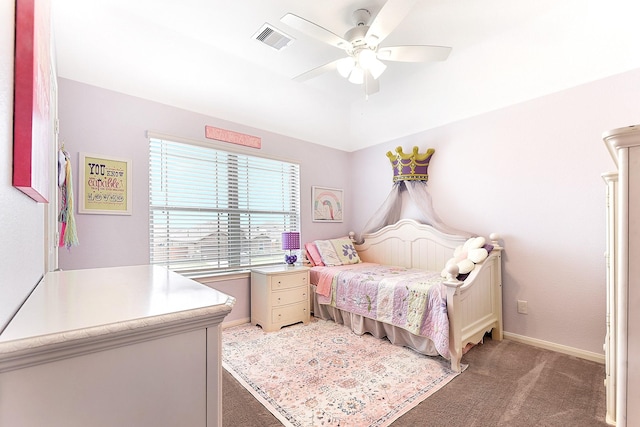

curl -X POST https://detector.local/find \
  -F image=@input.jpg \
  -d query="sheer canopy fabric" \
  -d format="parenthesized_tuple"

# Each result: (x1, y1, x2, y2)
(357, 180, 471, 242)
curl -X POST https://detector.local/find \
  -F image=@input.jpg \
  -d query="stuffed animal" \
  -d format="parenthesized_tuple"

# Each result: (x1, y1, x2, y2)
(441, 236, 489, 278)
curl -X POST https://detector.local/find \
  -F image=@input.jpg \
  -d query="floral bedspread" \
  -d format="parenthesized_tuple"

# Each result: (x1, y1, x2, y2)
(314, 264, 450, 358)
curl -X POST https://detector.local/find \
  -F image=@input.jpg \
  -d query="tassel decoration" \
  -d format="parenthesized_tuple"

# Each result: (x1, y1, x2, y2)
(58, 149, 79, 249)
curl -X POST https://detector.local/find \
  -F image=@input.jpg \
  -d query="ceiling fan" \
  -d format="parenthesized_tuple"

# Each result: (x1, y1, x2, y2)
(281, 0, 452, 96)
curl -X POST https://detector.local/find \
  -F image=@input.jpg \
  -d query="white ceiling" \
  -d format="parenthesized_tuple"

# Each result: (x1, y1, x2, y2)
(51, 0, 640, 152)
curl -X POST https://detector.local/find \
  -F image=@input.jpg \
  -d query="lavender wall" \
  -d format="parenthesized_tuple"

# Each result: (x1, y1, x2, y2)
(348, 68, 640, 355)
(57, 66, 640, 354)
(56, 78, 351, 322)
(0, 2, 46, 331)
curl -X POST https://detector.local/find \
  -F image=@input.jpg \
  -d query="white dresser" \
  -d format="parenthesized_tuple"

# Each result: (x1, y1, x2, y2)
(603, 125, 640, 427)
(0, 265, 235, 427)
(251, 265, 310, 332)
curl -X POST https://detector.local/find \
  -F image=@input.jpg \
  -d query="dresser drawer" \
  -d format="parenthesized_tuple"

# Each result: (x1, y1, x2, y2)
(272, 301, 308, 325)
(272, 286, 308, 307)
(270, 272, 307, 290)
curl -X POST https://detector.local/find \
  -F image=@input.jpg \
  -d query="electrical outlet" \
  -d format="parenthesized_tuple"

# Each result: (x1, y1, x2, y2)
(517, 300, 528, 314)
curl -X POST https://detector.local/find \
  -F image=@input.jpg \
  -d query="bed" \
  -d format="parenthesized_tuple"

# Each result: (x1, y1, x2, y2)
(305, 218, 503, 372)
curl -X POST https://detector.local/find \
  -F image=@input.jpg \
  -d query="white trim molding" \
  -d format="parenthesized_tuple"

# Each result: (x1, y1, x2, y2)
(504, 332, 605, 364)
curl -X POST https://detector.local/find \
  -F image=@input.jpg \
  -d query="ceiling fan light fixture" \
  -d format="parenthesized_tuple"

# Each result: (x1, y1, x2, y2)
(348, 67, 364, 84)
(369, 58, 387, 80)
(337, 57, 356, 78)
(358, 48, 377, 69)
(356, 48, 386, 80)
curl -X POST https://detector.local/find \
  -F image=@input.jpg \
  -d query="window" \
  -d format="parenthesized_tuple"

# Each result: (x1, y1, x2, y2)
(149, 136, 300, 277)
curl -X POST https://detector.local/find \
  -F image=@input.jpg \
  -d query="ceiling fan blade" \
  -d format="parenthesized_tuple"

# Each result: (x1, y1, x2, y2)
(363, 70, 380, 96)
(366, 0, 418, 45)
(377, 45, 452, 62)
(281, 13, 349, 50)
(292, 59, 341, 82)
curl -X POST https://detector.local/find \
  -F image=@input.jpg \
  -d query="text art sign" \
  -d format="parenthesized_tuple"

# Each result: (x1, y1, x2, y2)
(205, 125, 261, 149)
(79, 153, 132, 215)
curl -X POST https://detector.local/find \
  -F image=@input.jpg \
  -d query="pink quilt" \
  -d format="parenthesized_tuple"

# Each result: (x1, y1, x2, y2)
(311, 264, 450, 358)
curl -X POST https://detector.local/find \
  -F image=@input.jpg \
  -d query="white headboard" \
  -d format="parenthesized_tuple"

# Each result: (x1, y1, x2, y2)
(354, 219, 468, 271)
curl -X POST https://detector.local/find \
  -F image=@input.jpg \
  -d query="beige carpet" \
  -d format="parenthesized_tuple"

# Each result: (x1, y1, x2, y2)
(222, 319, 462, 427)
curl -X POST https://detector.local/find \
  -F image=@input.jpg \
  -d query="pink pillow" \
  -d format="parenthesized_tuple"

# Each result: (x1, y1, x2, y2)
(305, 242, 325, 266)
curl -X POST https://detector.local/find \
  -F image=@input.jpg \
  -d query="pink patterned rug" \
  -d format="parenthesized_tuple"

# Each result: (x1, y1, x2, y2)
(222, 319, 462, 427)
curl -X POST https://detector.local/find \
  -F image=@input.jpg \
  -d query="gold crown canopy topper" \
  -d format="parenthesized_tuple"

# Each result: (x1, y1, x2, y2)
(386, 146, 435, 182)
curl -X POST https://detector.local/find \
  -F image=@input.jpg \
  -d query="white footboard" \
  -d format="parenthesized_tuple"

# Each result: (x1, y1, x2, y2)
(444, 248, 503, 372)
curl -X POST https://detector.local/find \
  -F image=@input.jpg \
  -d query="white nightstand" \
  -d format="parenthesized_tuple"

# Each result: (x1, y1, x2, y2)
(250, 265, 310, 332)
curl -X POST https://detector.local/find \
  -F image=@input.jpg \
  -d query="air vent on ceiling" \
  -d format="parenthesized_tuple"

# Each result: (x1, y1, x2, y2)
(253, 24, 294, 51)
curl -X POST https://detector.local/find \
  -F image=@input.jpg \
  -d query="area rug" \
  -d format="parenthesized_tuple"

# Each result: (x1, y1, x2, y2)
(222, 319, 463, 427)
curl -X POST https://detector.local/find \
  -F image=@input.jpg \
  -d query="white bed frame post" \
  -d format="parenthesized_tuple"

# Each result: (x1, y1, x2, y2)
(444, 272, 464, 372)
(490, 240, 504, 342)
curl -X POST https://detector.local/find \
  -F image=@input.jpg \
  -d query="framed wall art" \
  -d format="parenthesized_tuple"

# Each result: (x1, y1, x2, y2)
(13, 0, 52, 202)
(79, 153, 132, 215)
(312, 186, 343, 223)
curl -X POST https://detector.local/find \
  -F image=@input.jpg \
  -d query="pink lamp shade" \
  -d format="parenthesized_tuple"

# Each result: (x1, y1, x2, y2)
(282, 232, 300, 265)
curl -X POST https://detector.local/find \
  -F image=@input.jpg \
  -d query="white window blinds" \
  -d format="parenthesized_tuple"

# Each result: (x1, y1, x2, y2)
(149, 137, 300, 277)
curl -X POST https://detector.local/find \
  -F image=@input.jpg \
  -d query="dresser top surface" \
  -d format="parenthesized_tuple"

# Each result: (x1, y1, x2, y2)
(0, 265, 234, 344)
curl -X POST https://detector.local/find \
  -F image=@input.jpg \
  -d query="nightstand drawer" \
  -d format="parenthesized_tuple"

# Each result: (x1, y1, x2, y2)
(273, 287, 308, 307)
(272, 301, 307, 324)
(270, 272, 307, 290)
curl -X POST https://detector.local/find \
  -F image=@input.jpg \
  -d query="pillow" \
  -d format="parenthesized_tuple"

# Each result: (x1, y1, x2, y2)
(468, 247, 489, 263)
(304, 242, 324, 266)
(441, 237, 491, 278)
(313, 238, 361, 266)
(330, 238, 361, 265)
(456, 245, 494, 281)
(457, 258, 476, 275)
(461, 236, 485, 253)
(314, 240, 342, 266)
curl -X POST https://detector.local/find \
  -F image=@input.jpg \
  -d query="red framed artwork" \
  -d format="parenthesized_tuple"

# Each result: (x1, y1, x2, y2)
(13, 0, 52, 203)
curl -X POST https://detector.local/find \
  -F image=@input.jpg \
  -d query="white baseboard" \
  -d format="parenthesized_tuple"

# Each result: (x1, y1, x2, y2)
(503, 332, 605, 364)
(222, 317, 251, 329)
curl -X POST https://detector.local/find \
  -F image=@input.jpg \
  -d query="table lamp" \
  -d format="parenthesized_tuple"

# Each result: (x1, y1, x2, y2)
(281, 232, 300, 266)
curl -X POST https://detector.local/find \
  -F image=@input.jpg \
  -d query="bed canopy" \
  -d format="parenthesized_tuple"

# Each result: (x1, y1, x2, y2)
(357, 146, 471, 241)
